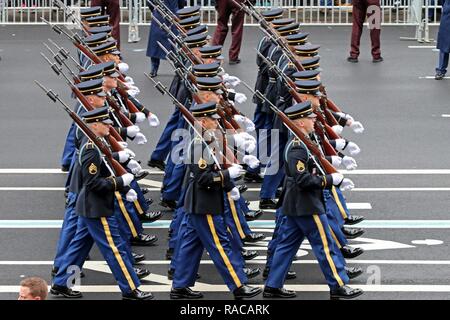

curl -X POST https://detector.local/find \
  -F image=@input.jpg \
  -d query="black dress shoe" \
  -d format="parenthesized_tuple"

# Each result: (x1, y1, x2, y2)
(131, 233, 158, 246)
(372, 56, 384, 63)
(50, 285, 83, 298)
(229, 58, 241, 65)
(149, 70, 158, 78)
(167, 268, 201, 280)
(147, 159, 165, 171)
(435, 72, 446, 80)
(122, 289, 154, 300)
(244, 172, 263, 183)
(344, 215, 365, 225)
(132, 252, 145, 264)
(243, 267, 260, 279)
(243, 232, 265, 243)
(263, 286, 297, 298)
(238, 184, 248, 194)
(134, 267, 151, 279)
(61, 165, 70, 172)
(139, 210, 162, 223)
(166, 248, 174, 260)
(159, 199, 177, 210)
(241, 249, 259, 261)
(340, 245, 364, 259)
(347, 56, 358, 63)
(145, 198, 154, 206)
(142, 188, 150, 195)
(262, 267, 296, 280)
(244, 210, 263, 221)
(259, 198, 278, 209)
(134, 170, 149, 181)
(330, 285, 363, 300)
(170, 287, 203, 299)
(345, 266, 363, 279)
(342, 227, 365, 239)
(233, 285, 262, 299)
(275, 187, 283, 198)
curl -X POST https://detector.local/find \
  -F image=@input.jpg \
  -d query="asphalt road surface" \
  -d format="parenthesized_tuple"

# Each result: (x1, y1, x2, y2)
(0, 24, 449, 300)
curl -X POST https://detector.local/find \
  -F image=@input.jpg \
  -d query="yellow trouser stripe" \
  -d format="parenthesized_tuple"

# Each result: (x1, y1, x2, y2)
(133, 199, 144, 215)
(329, 226, 342, 249)
(331, 186, 348, 220)
(114, 192, 138, 238)
(206, 214, 242, 288)
(313, 215, 344, 287)
(100, 217, 137, 291)
(227, 194, 246, 239)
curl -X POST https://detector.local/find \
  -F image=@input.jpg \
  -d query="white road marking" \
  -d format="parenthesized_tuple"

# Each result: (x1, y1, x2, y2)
(408, 45, 436, 49)
(138, 179, 163, 188)
(248, 201, 371, 212)
(0, 187, 65, 191)
(442, 114, 450, 118)
(419, 76, 450, 79)
(411, 239, 443, 246)
(352, 188, 450, 192)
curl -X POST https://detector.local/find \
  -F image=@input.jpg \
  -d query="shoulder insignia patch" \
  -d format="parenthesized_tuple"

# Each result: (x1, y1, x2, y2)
(89, 163, 98, 175)
(296, 160, 305, 172)
(198, 158, 207, 169)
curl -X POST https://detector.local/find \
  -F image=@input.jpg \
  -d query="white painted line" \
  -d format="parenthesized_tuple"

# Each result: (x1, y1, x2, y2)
(408, 45, 436, 49)
(248, 201, 371, 212)
(138, 179, 163, 188)
(352, 188, 450, 192)
(442, 114, 450, 118)
(0, 187, 65, 191)
(419, 76, 450, 79)
(0, 169, 65, 174)
(132, 48, 146, 52)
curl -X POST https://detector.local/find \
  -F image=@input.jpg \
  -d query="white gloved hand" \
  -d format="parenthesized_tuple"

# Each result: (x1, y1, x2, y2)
(230, 187, 241, 200)
(148, 113, 160, 127)
(331, 156, 342, 168)
(233, 114, 246, 126)
(340, 178, 355, 191)
(228, 164, 243, 179)
(121, 173, 134, 186)
(239, 132, 256, 144)
(127, 159, 142, 174)
(125, 76, 134, 85)
(331, 173, 344, 186)
(234, 92, 247, 104)
(243, 117, 255, 132)
(134, 112, 146, 124)
(134, 132, 147, 145)
(350, 121, 365, 134)
(125, 189, 138, 202)
(332, 125, 343, 135)
(118, 62, 129, 74)
(334, 138, 346, 151)
(342, 156, 357, 170)
(117, 151, 131, 163)
(336, 112, 354, 122)
(127, 88, 139, 98)
(118, 141, 128, 148)
(126, 125, 140, 138)
(222, 74, 241, 87)
(346, 141, 361, 155)
(243, 155, 260, 169)
(124, 148, 135, 158)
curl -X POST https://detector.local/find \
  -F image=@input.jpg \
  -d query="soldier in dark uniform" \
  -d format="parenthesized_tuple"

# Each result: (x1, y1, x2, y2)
(51, 106, 154, 300)
(170, 103, 262, 299)
(263, 102, 363, 300)
(91, 0, 122, 49)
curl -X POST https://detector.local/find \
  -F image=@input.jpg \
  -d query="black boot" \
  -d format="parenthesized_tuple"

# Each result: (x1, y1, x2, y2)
(139, 210, 162, 223)
(130, 233, 158, 246)
(342, 227, 365, 239)
(238, 184, 248, 194)
(330, 285, 363, 300)
(341, 245, 364, 259)
(259, 198, 278, 209)
(243, 232, 265, 243)
(243, 267, 261, 279)
(134, 170, 149, 181)
(50, 285, 82, 298)
(147, 159, 165, 171)
(344, 215, 365, 225)
(233, 285, 262, 299)
(122, 289, 154, 300)
(241, 249, 258, 261)
(345, 266, 363, 279)
(132, 252, 145, 264)
(170, 287, 203, 299)
(134, 267, 151, 279)
(263, 286, 297, 298)
(244, 210, 263, 221)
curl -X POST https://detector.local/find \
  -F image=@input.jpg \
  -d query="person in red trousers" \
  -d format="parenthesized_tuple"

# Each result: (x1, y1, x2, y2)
(347, 0, 383, 63)
(211, 0, 248, 65)
(91, 0, 121, 50)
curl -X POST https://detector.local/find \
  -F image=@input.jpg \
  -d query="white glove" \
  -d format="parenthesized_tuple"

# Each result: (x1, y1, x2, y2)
(243, 155, 260, 169)
(121, 173, 134, 186)
(244, 118, 255, 132)
(118, 62, 129, 74)
(230, 187, 241, 200)
(346, 141, 361, 155)
(222, 74, 241, 87)
(127, 159, 142, 174)
(126, 125, 140, 138)
(125, 189, 138, 202)
(233, 114, 246, 126)
(331, 173, 344, 186)
(332, 125, 343, 135)
(331, 156, 342, 168)
(228, 164, 243, 179)
(334, 139, 346, 151)
(117, 151, 131, 163)
(134, 132, 147, 145)
(123, 148, 135, 158)
(239, 132, 256, 144)
(350, 121, 365, 134)
(336, 112, 354, 122)
(148, 113, 160, 127)
(342, 156, 357, 170)
(127, 88, 139, 98)
(134, 112, 146, 124)
(125, 76, 134, 85)
(340, 178, 355, 191)
(118, 141, 128, 148)
(234, 92, 247, 104)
